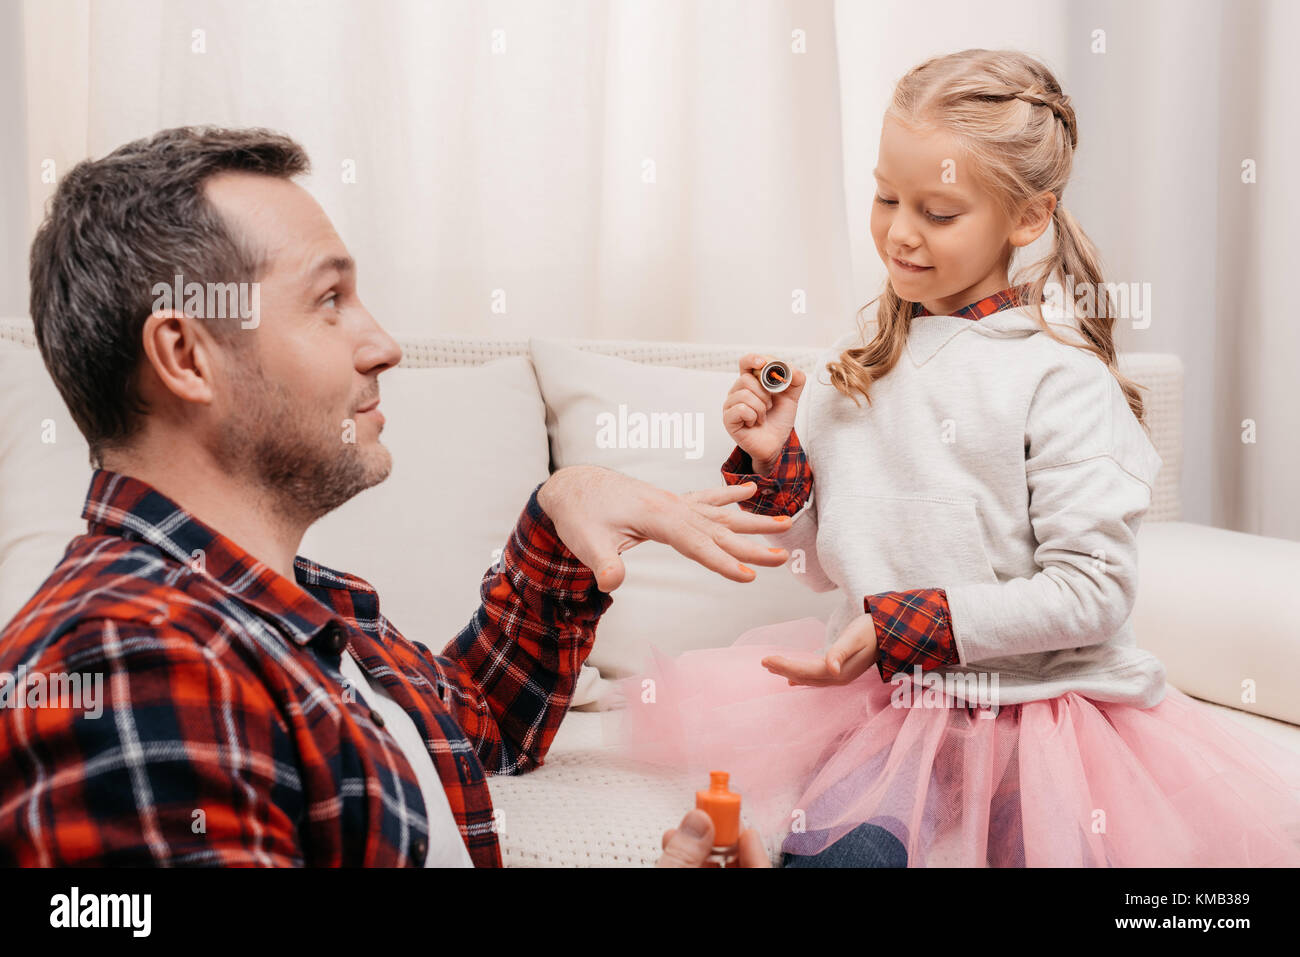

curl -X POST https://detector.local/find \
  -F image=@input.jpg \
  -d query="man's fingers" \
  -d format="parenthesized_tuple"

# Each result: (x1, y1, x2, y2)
(703, 520, 790, 567)
(665, 526, 762, 583)
(656, 810, 714, 868)
(692, 503, 793, 535)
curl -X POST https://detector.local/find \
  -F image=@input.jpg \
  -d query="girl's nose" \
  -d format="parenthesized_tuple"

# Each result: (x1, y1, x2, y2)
(887, 208, 923, 248)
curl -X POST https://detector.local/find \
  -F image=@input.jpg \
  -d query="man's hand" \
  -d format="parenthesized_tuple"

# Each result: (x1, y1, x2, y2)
(656, 809, 770, 868)
(537, 466, 793, 593)
(761, 612, 879, 686)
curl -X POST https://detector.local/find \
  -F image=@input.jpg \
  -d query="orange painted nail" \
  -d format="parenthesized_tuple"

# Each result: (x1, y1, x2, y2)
(738, 564, 754, 575)
(768, 547, 785, 554)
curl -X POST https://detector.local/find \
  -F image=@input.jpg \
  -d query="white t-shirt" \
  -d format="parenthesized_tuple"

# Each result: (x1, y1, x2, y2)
(339, 650, 473, 867)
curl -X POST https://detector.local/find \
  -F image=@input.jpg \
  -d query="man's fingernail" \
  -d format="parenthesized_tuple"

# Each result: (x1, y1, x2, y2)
(774, 516, 791, 522)
(682, 813, 709, 839)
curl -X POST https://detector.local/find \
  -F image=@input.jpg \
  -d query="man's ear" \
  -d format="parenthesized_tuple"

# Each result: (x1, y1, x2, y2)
(139, 310, 218, 406)
(1009, 191, 1058, 249)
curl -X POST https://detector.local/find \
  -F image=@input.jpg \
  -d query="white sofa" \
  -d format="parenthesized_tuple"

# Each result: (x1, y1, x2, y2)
(2, 317, 1298, 867)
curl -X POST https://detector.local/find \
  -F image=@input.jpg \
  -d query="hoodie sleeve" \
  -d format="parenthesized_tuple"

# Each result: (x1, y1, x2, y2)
(941, 354, 1163, 664)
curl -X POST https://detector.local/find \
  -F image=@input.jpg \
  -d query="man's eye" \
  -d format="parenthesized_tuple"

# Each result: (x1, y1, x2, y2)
(321, 293, 339, 309)
(874, 195, 897, 206)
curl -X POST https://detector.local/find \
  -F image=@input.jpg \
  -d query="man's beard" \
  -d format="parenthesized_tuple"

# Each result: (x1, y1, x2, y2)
(214, 359, 391, 526)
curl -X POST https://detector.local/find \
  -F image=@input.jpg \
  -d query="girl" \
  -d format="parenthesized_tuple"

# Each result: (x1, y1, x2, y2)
(611, 49, 1300, 867)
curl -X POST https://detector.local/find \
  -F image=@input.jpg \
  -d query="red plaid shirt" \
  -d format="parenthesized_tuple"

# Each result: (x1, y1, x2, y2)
(722, 286, 1030, 682)
(0, 469, 610, 867)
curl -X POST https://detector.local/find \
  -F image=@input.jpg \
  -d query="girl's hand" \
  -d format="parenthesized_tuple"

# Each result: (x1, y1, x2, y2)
(723, 354, 807, 474)
(761, 613, 879, 686)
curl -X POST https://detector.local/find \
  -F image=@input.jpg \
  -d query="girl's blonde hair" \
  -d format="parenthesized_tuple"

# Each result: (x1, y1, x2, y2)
(827, 49, 1147, 426)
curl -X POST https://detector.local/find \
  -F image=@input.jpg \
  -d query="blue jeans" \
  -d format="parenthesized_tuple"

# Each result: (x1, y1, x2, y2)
(780, 821, 908, 868)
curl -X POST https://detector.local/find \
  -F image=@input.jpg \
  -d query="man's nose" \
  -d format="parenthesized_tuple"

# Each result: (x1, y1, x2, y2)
(357, 309, 403, 373)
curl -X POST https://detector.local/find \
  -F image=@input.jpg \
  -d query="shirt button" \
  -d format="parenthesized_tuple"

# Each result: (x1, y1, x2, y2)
(369, 709, 385, 728)
(327, 627, 347, 654)
(410, 837, 427, 864)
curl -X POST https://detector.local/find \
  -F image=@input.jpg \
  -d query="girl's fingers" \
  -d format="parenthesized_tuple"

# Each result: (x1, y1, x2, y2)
(827, 615, 878, 672)
(684, 482, 760, 506)
(724, 402, 758, 429)
(727, 390, 768, 425)
(761, 653, 831, 683)
(735, 372, 773, 408)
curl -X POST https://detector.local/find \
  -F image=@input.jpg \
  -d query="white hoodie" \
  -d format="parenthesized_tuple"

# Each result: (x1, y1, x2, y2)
(772, 304, 1167, 708)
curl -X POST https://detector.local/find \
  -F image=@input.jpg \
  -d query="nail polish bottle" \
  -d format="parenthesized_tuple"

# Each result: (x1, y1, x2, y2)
(696, 771, 742, 867)
(758, 360, 792, 394)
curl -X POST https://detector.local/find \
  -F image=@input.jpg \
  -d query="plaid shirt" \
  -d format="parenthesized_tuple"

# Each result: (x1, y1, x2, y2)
(722, 286, 1030, 682)
(0, 469, 610, 867)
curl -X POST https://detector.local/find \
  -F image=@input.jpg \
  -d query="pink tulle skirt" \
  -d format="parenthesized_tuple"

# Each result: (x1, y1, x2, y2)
(605, 617, 1300, 867)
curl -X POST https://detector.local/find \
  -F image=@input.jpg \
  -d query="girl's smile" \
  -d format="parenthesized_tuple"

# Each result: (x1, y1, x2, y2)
(890, 256, 933, 274)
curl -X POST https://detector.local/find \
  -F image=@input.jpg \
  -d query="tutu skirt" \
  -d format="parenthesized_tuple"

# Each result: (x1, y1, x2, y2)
(605, 617, 1300, 867)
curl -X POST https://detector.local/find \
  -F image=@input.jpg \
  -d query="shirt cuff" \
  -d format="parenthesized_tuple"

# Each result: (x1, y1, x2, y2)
(720, 429, 813, 516)
(865, 588, 960, 682)
(503, 482, 607, 602)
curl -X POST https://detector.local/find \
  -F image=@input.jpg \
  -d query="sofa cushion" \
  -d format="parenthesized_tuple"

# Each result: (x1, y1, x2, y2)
(0, 344, 94, 626)
(528, 337, 840, 679)
(1135, 520, 1300, 725)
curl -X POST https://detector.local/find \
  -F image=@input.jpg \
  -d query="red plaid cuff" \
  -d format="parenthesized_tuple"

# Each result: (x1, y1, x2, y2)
(866, 588, 961, 681)
(720, 429, 813, 516)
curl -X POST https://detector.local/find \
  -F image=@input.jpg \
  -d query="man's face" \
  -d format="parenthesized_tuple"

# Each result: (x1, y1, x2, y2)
(202, 172, 403, 523)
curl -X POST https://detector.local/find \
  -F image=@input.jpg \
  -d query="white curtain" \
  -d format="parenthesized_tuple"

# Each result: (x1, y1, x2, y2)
(8, 0, 1298, 540)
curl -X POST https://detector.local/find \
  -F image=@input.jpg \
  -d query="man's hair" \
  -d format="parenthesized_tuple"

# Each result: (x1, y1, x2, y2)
(29, 126, 310, 467)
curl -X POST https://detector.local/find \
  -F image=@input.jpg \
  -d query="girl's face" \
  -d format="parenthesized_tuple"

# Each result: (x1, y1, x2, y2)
(869, 115, 1049, 316)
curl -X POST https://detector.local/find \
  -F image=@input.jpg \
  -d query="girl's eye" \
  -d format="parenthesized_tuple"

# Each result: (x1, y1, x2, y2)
(874, 195, 957, 223)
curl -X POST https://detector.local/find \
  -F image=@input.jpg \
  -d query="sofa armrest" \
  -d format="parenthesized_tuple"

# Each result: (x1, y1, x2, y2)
(1134, 521, 1300, 725)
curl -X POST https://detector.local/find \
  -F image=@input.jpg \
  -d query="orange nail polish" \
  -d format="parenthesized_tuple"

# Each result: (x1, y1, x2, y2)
(696, 772, 742, 868)
(738, 564, 753, 575)
(768, 547, 785, 554)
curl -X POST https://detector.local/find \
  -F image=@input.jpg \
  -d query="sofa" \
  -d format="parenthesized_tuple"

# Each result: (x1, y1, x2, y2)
(2, 316, 1298, 867)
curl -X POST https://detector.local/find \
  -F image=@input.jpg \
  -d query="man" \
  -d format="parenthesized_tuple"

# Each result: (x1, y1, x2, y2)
(0, 126, 790, 867)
